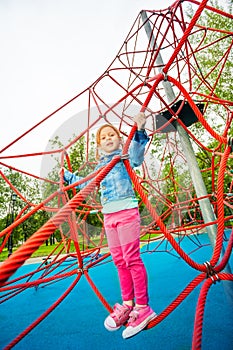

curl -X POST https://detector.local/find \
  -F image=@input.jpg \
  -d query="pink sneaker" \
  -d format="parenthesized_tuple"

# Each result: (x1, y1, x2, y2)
(104, 303, 133, 331)
(122, 306, 157, 339)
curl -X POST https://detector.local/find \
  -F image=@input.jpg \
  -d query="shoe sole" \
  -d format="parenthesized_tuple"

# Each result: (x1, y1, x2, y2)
(122, 312, 157, 339)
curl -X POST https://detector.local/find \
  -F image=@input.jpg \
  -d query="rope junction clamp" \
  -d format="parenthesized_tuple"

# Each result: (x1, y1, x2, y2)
(58, 190, 65, 195)
(121, 153, 129, 160)
(100, 114, 107, 120)
(162, 70, 168, 82)
(204, 261, 220, 284)
(227, 137, 233, 152)
(144, 77, 149, 86)
(77, 267, 88, 274)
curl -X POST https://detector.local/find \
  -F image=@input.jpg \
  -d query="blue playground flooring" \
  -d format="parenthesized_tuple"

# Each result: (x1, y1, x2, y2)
(0, 232, 233, 350)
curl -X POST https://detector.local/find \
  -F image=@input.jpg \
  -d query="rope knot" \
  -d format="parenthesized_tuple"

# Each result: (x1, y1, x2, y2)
(204, 261, 220, 284)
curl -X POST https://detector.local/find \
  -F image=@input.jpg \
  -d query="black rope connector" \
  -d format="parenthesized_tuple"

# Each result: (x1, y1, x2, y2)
(121, 153, 129, 160)
(204, 261, 220, 284)
(162, 70, 168, 82)
(227, 137, 233, 152)
(144, 77, 149, 86)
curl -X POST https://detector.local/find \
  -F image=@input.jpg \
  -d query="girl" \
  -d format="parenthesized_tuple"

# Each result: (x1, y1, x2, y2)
(63, 113, 156, 339)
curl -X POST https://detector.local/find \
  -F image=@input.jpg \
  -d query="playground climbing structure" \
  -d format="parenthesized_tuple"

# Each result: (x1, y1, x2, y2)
(0, 1, 232, 349)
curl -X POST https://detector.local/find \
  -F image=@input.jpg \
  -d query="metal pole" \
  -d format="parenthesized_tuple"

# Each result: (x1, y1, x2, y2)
(141, 11, 233, 299)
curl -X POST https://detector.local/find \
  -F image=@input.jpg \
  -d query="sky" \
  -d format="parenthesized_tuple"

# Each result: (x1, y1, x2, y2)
(0, 0, 178, 175)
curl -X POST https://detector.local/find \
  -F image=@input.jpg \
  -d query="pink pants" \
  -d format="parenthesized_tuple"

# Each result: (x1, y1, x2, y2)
(104, 207, 149, 305)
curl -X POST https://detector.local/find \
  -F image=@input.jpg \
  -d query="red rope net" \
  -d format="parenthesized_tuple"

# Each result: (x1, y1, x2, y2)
(0, 1, 233, 349)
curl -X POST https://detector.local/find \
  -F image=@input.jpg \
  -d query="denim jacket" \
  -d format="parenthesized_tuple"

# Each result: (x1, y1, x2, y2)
(63, 130, 149, 207)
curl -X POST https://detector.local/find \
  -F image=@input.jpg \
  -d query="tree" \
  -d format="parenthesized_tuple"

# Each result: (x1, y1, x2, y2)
(186, 0, 233, 140)
(42, 133, 102, 241)
(148, 1, 233, 228)
(0, 167, 49, 248)
(186, 0, 233, 189)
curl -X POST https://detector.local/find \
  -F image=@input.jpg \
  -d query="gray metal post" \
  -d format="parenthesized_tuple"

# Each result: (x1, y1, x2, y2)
(141, 11, 232, 296)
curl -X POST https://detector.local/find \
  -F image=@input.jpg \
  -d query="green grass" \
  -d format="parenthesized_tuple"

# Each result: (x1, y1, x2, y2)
(0, 244, 58, 262)
(0, 234, 162, 263)
(0, 237, 108, 262)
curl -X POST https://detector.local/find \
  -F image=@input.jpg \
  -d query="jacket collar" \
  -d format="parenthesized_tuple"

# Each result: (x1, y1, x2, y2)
(99, 149, 122, 161)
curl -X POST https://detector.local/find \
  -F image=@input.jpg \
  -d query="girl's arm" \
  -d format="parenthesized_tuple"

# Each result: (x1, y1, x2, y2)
(62, 166, 101, 189)
(129, 113, 149, 167)
(63, 169, 85, 189)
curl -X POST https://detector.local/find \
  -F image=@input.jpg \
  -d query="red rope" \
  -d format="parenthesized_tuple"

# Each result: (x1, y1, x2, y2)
(163, 0, 209, 75)
(0, 2, 232, 349)
(124, 157, 207, 272)
(192, 273, 233, 350)
(0, 156, 120, 286)
(84, 270, 112, 314)
(3, 273, 82, 350)
(210, 146, 231, 266)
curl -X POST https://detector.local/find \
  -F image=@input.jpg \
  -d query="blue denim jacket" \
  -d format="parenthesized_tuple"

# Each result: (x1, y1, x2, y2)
(63, 130, 149, 206)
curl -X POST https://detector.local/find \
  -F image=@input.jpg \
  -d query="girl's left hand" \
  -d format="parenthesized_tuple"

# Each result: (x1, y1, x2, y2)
(59, 167, 65, 176)
(133, 112, 146, 130)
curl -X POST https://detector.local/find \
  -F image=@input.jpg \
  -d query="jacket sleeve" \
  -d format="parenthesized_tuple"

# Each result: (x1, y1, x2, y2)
(63, 170, 85, 189)
(129, 130, 149, 168)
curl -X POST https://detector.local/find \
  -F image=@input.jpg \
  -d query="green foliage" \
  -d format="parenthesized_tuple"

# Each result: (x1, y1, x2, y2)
(185, 0, 233, 194)
(0, 167, 50, 249)
(195, 138, 233, 194)
(0, 168, 41, 218)
(186, 0, 233, 141)
(42, 133, 101, 238)
(2, 1, 232, 254)
(148, 0, 233, 227)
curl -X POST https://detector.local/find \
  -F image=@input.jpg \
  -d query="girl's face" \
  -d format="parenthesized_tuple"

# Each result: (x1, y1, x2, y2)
(99, 126, 121, 154)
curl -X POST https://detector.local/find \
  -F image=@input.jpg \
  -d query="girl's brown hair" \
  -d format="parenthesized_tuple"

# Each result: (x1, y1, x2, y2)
(95, 124, 121, 160)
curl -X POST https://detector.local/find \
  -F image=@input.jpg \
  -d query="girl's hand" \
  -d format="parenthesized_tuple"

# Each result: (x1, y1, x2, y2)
(133, 112, 146, 130)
